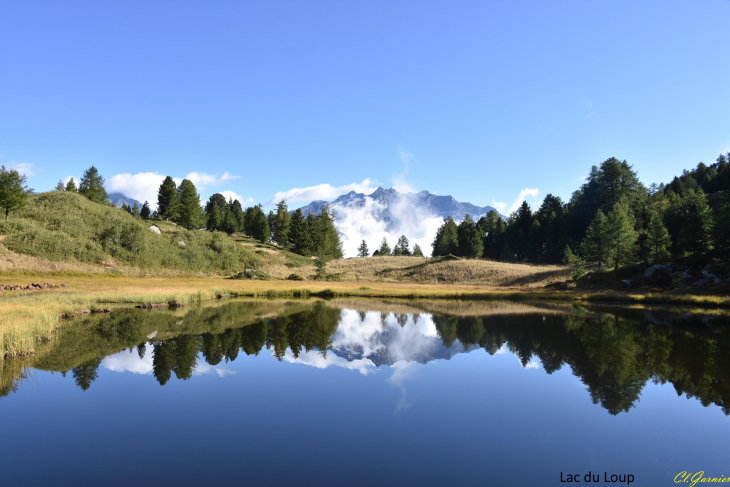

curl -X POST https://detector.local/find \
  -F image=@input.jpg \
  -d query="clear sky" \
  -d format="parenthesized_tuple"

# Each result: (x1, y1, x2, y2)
(1, 0, 729, 213)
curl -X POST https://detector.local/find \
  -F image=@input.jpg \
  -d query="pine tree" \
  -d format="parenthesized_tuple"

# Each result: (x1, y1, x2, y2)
(432, 217, 459, 256)
(131, 202, 140, 218)
(582, 210, 610, 271)
(396, 235, 411, 256)
(176, 179, 202, 230)
(65, 177, 77, 192)
(229, 199, 245, 232)
(377, 237, 391, 256)
(288, 208, 312, 255)
(606, 201, 638, 269)
(254, 210, 270, 243)
(392, 246, 403, 256)
(457, 214, 484, 258)
(222, 209, 238, 235)
(646, 212, 671, 263)
(412, 243, 424, 257)
(715, 192, 730, 256)
(157, 176, 179, 221)
(140, 201, 151, 219)
(272, 200, 291, 247)
(679, 189, 713, 255)
(79, 166, 109, 205)
(55, 180, 65, 191)
(357, 240, 369, 257)
(207, 201, 221, 231)
(0, 165, 30, 221)
(121, 203, 129, 213)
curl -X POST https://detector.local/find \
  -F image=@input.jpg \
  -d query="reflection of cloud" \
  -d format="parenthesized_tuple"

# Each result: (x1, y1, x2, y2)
(102, 347, 153, 374)
(279, 349, 377, 375)
(389, 361, 419, 414)
(194, 361, 236, 377)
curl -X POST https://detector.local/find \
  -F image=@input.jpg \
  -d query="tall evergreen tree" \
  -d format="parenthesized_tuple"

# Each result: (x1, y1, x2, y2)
(679, 189, 713, 255)
(582, 210, 610, 271)
(0, 165, 30, 221)
(140, 201, 151, 219)
(206, 201, 221, 231)
(396, 235, 411, 256)
(606, 201, 638, 269)
(176, 179, 202, 230)
(378, 237, 391, 256)
(392, 245, 403, 256)
(432, 217, 459, 256)
(78, 165, 109, 205)
(157, 176, 179, 221)
(55, 180, 65, 191)
(457, 214, 484, 258)
(272, 200, 291, 247)
(357, 240, 369, 257)
(229, 199, 245, 232)
(646, 212, 671, 264)
(288, 208, 312, 255)
(65, 177, 77, 192)
(131, 202, 140, 218)
(254, 209, 271, 243)
(714, 192, 730, 256)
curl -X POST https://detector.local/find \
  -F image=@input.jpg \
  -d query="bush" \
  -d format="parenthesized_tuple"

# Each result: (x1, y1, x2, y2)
(287, 273, 304, 281)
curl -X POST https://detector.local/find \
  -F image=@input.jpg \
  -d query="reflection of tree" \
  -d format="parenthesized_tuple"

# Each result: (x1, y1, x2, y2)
(72, 358, 102, 391)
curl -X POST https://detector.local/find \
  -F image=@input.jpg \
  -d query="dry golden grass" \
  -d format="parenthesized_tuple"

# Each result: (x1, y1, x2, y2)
(329, 256, 571, 286)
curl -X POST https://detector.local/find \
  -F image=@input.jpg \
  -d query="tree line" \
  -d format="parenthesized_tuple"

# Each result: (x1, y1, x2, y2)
(355, 235, 424, 257)
(430, 154, 730, 270)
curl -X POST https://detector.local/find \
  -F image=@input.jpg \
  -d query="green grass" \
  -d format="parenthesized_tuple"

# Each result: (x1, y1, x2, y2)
(0, 191, 261, 274)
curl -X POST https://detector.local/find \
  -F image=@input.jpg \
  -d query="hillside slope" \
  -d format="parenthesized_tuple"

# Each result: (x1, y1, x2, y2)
(0, 192, 259, 275)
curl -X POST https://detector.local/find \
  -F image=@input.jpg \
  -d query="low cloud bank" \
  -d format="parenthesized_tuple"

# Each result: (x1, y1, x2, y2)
(270, 178, 379, 204)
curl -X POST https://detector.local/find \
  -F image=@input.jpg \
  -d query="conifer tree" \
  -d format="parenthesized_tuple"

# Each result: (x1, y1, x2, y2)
(55, 180, 65, 191)
(272, 200, 291, 247)
(207, 201, 221, 231)
(132, 202, 140, 218)
(157, 176, 179, 221)
(714, 192, 730, 256)
(0, 165, 30, 221)
(392, 246, 403, 256)
(412, 243, 424, 257)
(176, 179, 202, 230)
(222, 209, 238, 235)
(646, 212, 671, 263)
(357, 240, 369, 257)
(606, 201, 638, 269)
(396, 235, 411, 256)
(121, 202, 129, 212)
(457, 214, 484, 258)
(65, 177, 77, 192)
(432, 216, 459, 256)
(679, 189, 713, 255)
(582, 210, 610, 271)
(254, 210, 270, 243)
(229, 199, 245, 232)
(378, 237, 391, 256)
(140, 201, 151, 219)
(288, 208, 312, 255)
(316, 205, 343, 259)
(79, 166, 109, 205)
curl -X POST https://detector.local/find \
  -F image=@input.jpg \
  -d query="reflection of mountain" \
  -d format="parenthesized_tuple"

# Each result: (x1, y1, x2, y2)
(297, 187, 505, 225)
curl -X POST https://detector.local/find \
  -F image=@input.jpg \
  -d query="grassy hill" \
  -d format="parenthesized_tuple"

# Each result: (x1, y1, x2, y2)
(0, 191, 260, 276)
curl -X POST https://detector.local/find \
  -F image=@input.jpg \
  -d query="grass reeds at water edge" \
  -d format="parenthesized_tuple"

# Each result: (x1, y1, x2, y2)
(2, 274, 730, 360)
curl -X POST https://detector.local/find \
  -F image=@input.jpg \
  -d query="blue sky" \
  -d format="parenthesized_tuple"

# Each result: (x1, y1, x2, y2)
(1, 0, 729, 213)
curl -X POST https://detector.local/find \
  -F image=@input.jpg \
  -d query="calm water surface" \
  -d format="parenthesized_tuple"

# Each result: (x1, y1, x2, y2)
(1, 299, 728, 486)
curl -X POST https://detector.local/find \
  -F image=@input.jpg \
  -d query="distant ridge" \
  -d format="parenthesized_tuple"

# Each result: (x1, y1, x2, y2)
(108, 192, 143, 209)
(296, 187, 505, 223)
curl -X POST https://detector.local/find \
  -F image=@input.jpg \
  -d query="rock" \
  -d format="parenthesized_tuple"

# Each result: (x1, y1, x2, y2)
(621, 279, 634, 287)
(178, 241, 186, 248)
(51, 264, 59, 269)
(693, 277, 721, 286)
(149, 225, 161, 235)
(702, 270, 719, 279)
(643, 263, 673, 279)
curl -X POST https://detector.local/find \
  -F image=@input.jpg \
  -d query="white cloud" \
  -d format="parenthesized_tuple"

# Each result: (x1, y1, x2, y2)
(270, 178, 378, 204)
(107, 172, 166, 206)
(9, 162, 34, 176)
(182, 171, 240, 188)
(63, 175, 79, 185)
(218, 190, 248, 204)
(491, 200, 507, 213)
(507, 188, 540, 214)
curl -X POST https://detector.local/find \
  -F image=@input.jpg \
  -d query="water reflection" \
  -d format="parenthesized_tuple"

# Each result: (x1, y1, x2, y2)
(2, 299, 730, 416)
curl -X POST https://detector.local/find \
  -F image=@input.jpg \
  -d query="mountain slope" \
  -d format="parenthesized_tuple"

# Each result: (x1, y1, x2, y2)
(297, 187, 504, 223)
(108, 192, 143, 209)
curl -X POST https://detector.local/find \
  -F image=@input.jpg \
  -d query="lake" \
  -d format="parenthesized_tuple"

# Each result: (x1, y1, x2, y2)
(1, 299, 728, 486)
